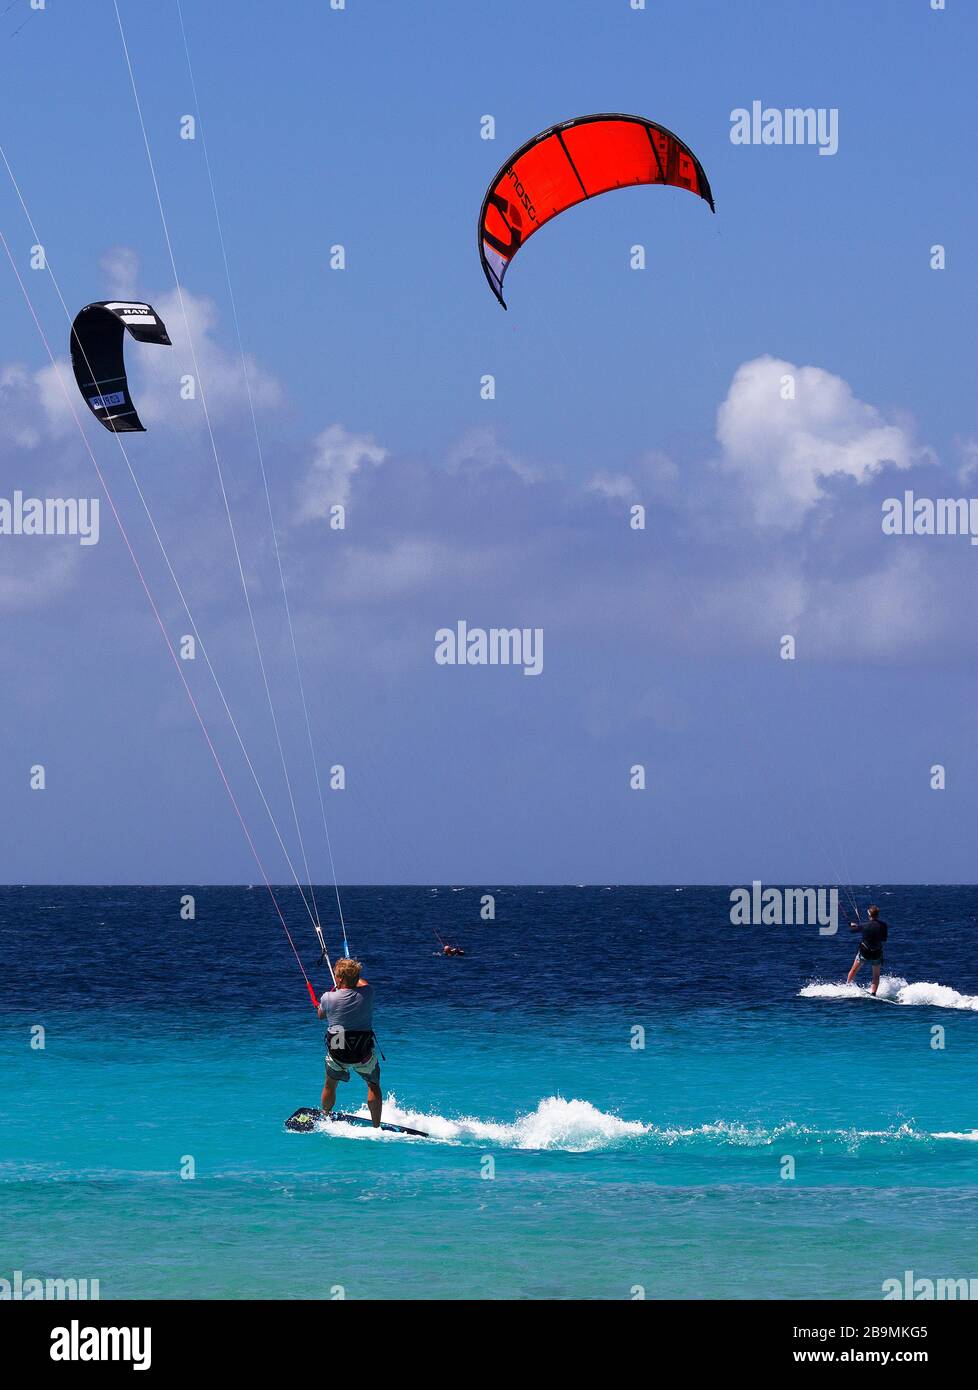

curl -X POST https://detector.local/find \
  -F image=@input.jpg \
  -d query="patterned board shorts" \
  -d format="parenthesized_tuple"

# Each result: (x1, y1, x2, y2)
(325, 1051, 381, 1085)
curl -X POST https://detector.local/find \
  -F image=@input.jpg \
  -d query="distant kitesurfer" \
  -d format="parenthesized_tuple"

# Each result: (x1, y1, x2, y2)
(441, 944, 465, 957)
(847, 905, 888, 995)
(317, 958, 382, 1127)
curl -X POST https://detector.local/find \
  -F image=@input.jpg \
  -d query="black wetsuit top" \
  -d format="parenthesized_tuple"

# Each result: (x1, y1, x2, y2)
(858, 919, 888, 960)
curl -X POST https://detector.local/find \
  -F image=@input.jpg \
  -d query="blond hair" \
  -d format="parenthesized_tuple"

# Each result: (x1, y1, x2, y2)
(333, 957, 362, 987)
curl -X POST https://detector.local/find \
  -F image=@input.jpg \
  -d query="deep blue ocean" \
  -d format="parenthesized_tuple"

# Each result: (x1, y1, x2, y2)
(2, 885, 977, 1300)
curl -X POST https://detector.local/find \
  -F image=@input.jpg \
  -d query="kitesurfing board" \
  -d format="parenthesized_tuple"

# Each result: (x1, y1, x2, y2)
(285, 1106, 430, 1137)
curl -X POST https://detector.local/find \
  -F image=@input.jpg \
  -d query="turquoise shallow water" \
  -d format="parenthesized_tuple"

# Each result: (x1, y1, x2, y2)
(2, 886, 977, 1299)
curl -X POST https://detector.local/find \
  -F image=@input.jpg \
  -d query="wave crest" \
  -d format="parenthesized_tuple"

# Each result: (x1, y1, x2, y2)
(799, 976, 978, 1010)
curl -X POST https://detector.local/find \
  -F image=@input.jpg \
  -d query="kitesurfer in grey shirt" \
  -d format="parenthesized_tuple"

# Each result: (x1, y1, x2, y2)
(317, 958, 382, 1127)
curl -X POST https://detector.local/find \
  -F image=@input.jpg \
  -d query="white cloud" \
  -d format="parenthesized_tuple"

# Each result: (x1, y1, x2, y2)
(1, 363, 47, 447)
(585, 471, 635, 501)
(803, 549, 944, 658)
(295, 424, 387, 520)
(134, 285, 283, 428)
(716, 355, 925, 527)
(954, 436, 978, 485)
(638, 450, 683, 500)
(447, 424, 542, 482)
(0, 284, 962, 669)
(586, 450, 681, 504)
(99, 246, 141, 299)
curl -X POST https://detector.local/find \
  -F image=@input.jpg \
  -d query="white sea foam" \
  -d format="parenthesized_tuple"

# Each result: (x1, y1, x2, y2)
(799, 976, 978, 1010)
(303, 1097, 978, 1152)
(644, 1119, 959, 1148)
(314, 1095, 649, 1150)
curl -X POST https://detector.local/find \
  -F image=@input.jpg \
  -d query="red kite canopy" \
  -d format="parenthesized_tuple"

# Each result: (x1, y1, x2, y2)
(478, 113, 714, 308)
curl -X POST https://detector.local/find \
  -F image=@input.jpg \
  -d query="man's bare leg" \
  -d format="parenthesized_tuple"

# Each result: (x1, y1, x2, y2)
(320, 1075, 338, 1113)
(847, 956, 862, 985)
(870, 963, 881, 996)
(366, 1080, 383, 1128)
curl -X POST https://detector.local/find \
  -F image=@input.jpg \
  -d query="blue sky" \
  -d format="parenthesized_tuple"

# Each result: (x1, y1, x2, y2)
(1, 0, 975, 887)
